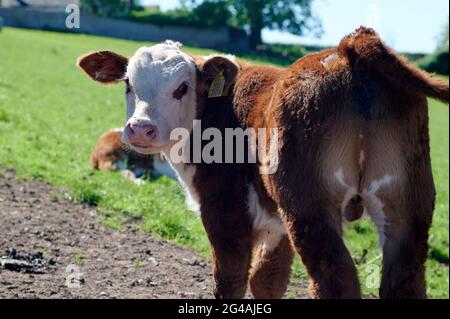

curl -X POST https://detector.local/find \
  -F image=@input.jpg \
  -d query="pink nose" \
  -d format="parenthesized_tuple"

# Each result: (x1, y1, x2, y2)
(125, 120, 158, 144)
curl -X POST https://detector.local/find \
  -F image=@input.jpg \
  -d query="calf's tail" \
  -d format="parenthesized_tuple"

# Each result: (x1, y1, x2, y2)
(338, 26, 449, 104)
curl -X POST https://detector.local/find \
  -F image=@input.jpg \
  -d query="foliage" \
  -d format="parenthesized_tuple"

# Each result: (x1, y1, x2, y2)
(130, 1, 229, 28)
(190, 0, 230, 27)
(182, 0, 321, 50)
(130, 7, 194, 26)
(0, 28, 448, 298)
(417, 22, 449, 76)
(231, 0, 321, 47)
(81, 0, 134, 18)
(260, 43, 326, 63)
(83, 0, 321, 50)
(437, 21, 449, 50)
(418, 47, 449, 76)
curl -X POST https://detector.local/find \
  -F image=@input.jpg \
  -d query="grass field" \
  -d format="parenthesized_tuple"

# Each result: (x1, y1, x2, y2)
(0, 28, 448, 298)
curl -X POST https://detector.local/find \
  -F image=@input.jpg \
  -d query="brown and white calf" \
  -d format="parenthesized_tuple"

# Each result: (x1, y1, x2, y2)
(91, 128, 176, 183)
(78, 28, 449, 299)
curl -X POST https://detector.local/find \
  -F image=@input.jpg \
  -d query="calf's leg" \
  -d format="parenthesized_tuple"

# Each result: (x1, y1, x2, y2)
(201, 200, 253, 299)
(283, 208, 361, 299)
(362, 104, 435, 299)
(264, 137, 361, 298)
(249, 235, 294, 299)
(208, 235, 253, 299)
(376, 165, 434, 299)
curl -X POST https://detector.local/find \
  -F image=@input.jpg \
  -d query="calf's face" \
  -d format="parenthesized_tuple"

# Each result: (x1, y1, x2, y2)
(78, 41, 239, 155)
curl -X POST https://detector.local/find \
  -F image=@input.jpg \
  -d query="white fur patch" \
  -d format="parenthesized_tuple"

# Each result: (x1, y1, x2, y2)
(247, 184, 287, 253)
(361, 175, 394, 248)
(321, 53, 339, 69)
(335, 168, 358, 215)
(121, 169, 145, 186)
(366, 175, 394, 194)
(335, 168, 394, 248)
(153, 156, 178, 180)
(124, 42, 198, 147)
(203, 53, 237, 63)
(166, 159, 200, 214)
(116, 159, 127, 171)
(359, 151, 365, 170)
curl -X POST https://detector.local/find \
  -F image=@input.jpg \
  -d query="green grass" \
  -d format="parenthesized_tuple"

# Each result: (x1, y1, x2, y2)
(0, 28, 448, 298)
(73, 252, 87, 265)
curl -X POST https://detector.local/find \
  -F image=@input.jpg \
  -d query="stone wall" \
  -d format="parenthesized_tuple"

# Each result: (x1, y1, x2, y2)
(0, 7, 249, 50)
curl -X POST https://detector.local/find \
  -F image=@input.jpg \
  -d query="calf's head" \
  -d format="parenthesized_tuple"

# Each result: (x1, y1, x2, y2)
(78, 41, 239, 155)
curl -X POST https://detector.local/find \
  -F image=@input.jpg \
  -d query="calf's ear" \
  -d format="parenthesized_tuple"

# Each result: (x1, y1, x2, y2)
(77, 51, 128, 84)
(200, 56, 239, 98)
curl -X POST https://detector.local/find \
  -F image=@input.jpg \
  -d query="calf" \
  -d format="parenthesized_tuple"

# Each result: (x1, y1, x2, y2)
(91, 128, 176, 183)
(78, 28, 449, 299)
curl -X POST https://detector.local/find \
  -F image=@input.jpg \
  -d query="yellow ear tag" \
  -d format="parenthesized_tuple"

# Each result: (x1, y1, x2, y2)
(208, 70, 226, 98)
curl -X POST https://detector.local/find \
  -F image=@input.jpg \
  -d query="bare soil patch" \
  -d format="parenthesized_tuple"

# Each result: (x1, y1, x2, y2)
(0, 169, 308, 299)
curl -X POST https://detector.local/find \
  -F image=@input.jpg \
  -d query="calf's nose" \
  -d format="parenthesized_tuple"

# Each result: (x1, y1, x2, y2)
(125, 119, 159, 143)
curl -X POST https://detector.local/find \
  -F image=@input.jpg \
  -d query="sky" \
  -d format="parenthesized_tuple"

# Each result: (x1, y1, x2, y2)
(141, 0, 449, 53)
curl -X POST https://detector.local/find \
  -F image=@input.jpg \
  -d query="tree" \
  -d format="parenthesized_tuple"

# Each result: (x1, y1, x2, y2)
(184, 0, 321, 50)
(437, 21, 449, 50)
(231, 0, 321, 50)
(191, 0, 230, 28)
(418, 21, 449, 76)
(81, 0, 136, 18)
(181, 0, 230, 27)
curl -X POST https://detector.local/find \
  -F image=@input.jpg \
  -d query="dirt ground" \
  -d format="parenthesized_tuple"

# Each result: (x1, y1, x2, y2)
(0, 169, 308, 299)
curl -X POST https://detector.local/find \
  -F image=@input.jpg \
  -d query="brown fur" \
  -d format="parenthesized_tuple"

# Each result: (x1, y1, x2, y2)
(190, 27, 447, 299)
(91, 130, 125, 171)
(78, 27, 449, 299)
(77, 51, 128, 84)
(339, 27, 449, 103)
(91, 129, 155, 176)
(249, 235, 294, 299)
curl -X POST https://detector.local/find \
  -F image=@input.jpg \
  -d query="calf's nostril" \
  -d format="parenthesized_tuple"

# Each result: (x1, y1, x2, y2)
(126, 123, 135, 136)
(146, 126, 158, 140)
(126, 120, 158, 142)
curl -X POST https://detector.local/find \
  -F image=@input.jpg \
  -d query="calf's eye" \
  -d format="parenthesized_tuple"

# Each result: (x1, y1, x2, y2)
(173, 82, 189, 100)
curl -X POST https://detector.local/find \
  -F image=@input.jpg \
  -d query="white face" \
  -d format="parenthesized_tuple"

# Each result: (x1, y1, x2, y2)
(122, 42, 198, 154)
